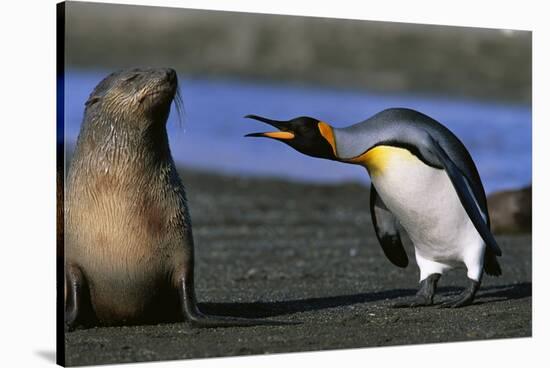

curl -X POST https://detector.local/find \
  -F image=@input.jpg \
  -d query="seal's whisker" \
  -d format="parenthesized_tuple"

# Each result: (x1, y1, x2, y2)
(173, 87, 185, 128)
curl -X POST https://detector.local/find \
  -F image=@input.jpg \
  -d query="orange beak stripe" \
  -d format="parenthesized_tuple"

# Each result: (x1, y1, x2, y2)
(262, 131, 295, 140)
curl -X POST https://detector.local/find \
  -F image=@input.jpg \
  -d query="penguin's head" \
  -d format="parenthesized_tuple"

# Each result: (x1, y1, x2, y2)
(245, 115, 337, 160)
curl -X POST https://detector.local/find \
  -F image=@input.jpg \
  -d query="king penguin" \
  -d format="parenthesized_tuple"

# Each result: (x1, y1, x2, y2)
(245, 108, 502, 308)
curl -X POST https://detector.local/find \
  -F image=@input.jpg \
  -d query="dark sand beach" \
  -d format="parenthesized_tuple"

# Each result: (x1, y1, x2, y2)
(64, 169, 532, 366)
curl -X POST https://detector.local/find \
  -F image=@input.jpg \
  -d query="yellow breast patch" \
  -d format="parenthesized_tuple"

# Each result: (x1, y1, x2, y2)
(347, 145, 417, 176)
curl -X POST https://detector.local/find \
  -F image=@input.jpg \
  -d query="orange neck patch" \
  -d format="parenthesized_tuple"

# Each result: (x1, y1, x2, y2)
(317, 122, 337, 157)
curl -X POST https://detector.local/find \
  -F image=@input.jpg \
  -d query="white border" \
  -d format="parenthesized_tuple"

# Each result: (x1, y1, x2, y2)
(1, 0, 547, 367)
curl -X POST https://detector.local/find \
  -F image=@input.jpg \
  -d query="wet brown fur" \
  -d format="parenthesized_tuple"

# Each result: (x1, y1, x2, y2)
(65, 68, 191, 325)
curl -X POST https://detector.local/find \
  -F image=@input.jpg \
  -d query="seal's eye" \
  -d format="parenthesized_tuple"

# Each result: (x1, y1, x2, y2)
(85, 96, 101, 107)
(122, 74, 139, 83)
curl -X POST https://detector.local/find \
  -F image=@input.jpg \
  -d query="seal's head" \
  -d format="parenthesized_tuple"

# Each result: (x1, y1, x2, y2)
(84, 68, 179, 126)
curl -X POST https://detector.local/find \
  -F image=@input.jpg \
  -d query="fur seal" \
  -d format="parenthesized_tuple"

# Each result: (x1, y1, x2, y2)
(64, 68, 288, 329)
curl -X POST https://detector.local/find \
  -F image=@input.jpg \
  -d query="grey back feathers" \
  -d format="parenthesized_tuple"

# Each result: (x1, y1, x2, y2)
(334, 109, 488, 212)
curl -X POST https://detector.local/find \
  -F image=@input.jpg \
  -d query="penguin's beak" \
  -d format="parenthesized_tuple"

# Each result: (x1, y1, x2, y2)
(244, 115, 295, 140)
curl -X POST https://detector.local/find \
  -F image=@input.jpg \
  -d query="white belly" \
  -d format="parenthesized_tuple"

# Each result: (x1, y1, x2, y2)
(357, 146, 483, 268)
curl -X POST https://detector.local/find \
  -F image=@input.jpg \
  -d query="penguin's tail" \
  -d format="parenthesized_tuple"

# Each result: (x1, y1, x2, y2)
(484, 249, 502, 276)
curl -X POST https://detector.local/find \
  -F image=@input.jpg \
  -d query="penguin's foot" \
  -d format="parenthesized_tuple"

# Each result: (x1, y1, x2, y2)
(439, 279, 480, 308)
(392, 295, 434, 308)
(392, 273, 441, 308)
(438, 292, 475, 308)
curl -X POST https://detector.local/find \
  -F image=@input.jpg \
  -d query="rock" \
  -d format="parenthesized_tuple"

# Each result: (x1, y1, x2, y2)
(487, 185, 531, 234)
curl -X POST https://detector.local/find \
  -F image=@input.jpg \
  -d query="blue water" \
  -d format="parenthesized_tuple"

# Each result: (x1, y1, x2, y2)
(64, 70, 532, 194)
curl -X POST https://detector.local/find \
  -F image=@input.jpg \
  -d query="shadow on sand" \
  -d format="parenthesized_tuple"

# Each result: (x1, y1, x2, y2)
(199, 282, 531, 318)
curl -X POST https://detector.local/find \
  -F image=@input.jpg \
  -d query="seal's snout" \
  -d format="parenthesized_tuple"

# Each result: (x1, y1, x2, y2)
(151, 68, 178, 94)
(152, 68, 177, 87)
(164, 68, 177, 84)
(161, 68, 178, 93)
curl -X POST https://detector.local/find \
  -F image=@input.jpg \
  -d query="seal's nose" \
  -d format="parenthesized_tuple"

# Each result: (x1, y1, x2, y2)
(163, 68, 177, 84)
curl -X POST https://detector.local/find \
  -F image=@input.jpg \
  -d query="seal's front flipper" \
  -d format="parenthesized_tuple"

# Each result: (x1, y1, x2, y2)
(426, 135, 502, 257)
(175, 269, 298, 328)
(65, 263, 95, 331)
(370, 184, 408, 268)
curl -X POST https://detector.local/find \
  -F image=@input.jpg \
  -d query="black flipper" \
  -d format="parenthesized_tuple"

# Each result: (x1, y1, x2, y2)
(176, 266, 298, 328)
(484, 248, 502, 276)
(370, 184, 408, 268)
(426, 134, 502, 256)
(65, 263, 96, 331)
